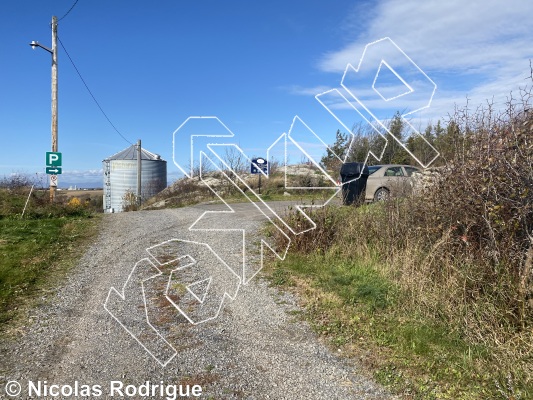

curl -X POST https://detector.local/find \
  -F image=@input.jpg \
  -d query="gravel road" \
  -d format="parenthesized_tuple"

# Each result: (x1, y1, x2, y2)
(1, 202, 395, 399)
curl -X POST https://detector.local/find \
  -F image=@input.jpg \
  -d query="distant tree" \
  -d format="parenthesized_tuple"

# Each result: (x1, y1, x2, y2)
(387, 111, 411, 164)
(346, 133, 371, 163)
(434, 119, 464, 162)
(322, 111, 425, 169)
(221, 146, 247, 174)
(320, 129, 349, 171)
(434, 119, 445, 137)
(406, 122, 438, 166)
(345, 122, 373, 164)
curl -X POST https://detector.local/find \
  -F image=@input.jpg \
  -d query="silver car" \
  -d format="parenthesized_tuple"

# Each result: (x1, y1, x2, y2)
(365, 164, 420, 202)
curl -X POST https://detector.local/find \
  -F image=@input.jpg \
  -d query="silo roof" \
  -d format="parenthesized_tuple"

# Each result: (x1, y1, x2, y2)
(104, 144, 164, 161)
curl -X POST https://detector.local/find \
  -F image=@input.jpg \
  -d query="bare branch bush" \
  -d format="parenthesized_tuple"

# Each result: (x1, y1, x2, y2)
(0, 173, 34, 194)
(221, 146, 247, 175)
(271, 72, 533, 386)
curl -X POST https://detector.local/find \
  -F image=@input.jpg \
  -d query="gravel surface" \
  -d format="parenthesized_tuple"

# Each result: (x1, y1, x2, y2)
(1, 202, 396, 399)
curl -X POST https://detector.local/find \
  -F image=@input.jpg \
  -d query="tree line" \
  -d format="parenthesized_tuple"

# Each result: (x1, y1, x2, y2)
(320, 111, 468, 171)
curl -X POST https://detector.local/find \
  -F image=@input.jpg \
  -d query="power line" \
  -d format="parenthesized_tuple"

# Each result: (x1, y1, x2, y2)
(57, 36, 133, 145)
(58, 0, 80, 22)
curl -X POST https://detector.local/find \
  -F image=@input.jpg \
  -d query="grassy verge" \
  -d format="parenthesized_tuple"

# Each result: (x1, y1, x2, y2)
(0, 188, 102, 330)
(266, 251, 525, 399)
(264, 202, 531, 399)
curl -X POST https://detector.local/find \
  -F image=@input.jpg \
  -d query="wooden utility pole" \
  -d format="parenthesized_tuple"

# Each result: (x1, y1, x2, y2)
(50, 16, 58, 202)
(30, 16, 59, 202)
(137, 139, 142, 207)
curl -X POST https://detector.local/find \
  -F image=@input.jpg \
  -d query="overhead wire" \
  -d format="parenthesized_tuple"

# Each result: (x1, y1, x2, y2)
(57, 0, 80, 22)
(58, 36, 133, 145)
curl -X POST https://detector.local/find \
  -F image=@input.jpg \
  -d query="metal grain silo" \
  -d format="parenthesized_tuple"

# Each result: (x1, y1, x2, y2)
(103, 143, 167, 212)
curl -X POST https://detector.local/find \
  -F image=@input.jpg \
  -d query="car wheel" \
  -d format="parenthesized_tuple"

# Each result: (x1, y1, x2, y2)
(374, 187, 389, 202)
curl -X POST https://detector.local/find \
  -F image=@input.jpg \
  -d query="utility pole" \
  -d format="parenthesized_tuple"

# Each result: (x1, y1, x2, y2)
(30, 17, 59, 202)
(137, 139, 142, 207)
(51, 16, 58, 202)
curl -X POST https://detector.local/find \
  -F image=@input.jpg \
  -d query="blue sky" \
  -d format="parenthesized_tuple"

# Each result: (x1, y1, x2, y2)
(1, 0, 532, 187)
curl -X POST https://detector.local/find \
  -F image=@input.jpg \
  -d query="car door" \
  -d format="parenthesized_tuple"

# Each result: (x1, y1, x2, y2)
(383, 166, 406, 195)
(402, 166, 421, 194)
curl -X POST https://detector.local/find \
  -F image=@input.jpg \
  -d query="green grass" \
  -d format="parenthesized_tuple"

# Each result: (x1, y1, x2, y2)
(265, 251, 525, 399)
(0, 189, 101, 328)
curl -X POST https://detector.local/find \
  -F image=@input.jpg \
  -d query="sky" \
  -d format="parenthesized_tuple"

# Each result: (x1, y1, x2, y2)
(1, 0, 532, 188)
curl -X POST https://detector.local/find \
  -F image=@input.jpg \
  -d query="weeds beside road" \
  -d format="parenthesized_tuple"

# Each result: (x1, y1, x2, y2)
(0, 187, 101, 328)
(266, 102, 533, 399)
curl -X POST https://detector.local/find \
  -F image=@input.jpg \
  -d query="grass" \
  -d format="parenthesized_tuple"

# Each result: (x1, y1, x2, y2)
(0, 188, 101, 329)
(266, 238, 533, 399)
(143, 169, 339, 210)
(215, 189, 339, 206)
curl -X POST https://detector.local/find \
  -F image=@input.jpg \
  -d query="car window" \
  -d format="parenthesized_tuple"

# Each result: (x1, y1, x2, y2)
(404, 166, 420, 177)
(367, 166, 381, 175)
(384, 167, 404, 177)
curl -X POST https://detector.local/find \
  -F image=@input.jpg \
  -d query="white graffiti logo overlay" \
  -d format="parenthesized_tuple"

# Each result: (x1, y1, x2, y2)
(105, 37, 438, 366)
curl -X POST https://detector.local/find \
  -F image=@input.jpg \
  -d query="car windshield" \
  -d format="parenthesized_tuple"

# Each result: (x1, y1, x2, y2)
(368, 166, 381, 175)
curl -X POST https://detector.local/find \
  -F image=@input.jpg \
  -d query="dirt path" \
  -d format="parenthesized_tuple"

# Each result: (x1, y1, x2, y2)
(1, 203, 395, 399)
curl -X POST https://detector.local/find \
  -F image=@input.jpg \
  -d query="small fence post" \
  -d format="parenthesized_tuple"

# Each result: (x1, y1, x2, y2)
(22, 185, 34, 218)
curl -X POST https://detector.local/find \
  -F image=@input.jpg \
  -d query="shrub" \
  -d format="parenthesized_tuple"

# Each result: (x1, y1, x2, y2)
(0, 174, 33, 191)
(414, 109, 533, 330)
(271, 84, 533, 386)
(122, 190, 138, 212)
(67, 197, 82, 208)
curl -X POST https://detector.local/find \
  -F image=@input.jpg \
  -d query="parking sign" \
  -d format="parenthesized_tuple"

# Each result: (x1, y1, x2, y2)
(46, 152, 62, 167)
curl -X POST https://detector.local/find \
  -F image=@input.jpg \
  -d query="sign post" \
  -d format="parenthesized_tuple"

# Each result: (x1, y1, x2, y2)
(250, 158, 268, 195)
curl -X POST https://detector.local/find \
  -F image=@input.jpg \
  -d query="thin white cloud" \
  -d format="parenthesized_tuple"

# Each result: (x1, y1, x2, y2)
(315, 0, 533, 122)
(62, 169, 103, 177)
(320, 0, 532, 71)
